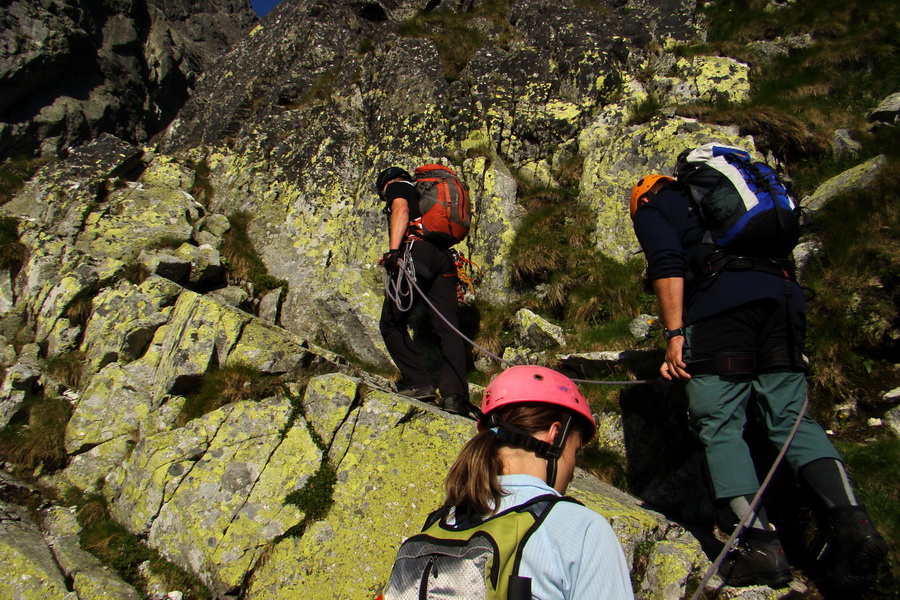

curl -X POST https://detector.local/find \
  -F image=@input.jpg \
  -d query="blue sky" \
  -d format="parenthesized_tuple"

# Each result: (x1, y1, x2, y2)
(250, 0, 282, 17)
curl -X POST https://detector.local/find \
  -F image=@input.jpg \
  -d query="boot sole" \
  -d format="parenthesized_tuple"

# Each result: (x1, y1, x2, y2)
(725, 569, 792, 589)
(832, 536, 889, 590)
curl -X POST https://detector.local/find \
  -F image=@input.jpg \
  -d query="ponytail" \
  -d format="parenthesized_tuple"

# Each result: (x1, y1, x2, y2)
(444, 428, 504, 516)
(442, 404, 592, 517)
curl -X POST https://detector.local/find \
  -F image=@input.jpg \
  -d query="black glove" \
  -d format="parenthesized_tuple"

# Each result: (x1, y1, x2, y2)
(382, 249, 401, 273)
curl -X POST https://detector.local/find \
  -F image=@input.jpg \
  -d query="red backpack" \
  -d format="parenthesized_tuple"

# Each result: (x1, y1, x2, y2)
(410, 164, 471, 247)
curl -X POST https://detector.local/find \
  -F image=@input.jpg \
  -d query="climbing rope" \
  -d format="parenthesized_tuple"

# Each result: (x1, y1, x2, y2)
(687, 394, 810, 600)
(383, 244, 417, 313)
(384, 250, 656, 387)
(385, 250, 809, 599)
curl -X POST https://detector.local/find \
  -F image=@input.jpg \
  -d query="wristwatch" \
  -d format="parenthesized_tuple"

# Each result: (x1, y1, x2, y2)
(663, 327, 685, 341)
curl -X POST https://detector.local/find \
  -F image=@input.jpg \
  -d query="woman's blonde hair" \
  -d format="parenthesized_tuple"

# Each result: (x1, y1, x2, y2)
(443, 403, 590, 516)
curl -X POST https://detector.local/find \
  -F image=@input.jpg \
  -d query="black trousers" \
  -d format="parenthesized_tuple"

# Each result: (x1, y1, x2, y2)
(379, 241, 468, 399)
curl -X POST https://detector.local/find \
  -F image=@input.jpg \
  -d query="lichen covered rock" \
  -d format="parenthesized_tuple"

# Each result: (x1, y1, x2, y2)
(246, 388, 473, 599)
(109, 396, 321, 595)
(579, 117, 751, 260)
(0, 503, 69, 599)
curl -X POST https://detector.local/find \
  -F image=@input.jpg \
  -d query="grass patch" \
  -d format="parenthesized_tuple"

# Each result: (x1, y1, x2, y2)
(221, 211, 288, 296)
(678, 0, 899, 180)
(803, 164, 900, 408)
(176, 363, 281, 426)
(76, 494, 211, 599)
(0, 216, 27, 272)
(580, 444, 629, 490)
(509, 197, 650, 337)
(63, 295, 94, 330)
(464, 298, 533, 358)
(122, 261, 151, 285)
(836, 437, 900, 592)
(398, 0, 515, 81)
(45, 350, 86, 389)
(186, 158, 214, 206)
(627, 92, 662, 125)
(0, 394, 72, 477)
(0, 154, 49, 205)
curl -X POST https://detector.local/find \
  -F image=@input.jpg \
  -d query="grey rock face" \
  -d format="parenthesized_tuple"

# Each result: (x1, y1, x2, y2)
(832, 128, 862, 159)
(0, 0, 257, 160)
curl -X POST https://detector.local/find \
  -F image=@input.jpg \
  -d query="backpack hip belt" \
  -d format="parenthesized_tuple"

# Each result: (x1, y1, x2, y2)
(699, 250, 796, 281)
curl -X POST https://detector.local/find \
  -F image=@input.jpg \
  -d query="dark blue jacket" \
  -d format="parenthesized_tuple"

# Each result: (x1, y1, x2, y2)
(632, 187, 805, 324)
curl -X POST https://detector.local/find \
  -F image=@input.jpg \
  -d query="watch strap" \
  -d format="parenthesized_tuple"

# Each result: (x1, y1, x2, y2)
(663, 327, 685, 341)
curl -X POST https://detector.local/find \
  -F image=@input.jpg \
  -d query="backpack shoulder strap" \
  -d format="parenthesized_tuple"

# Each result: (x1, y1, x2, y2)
(510, 494, 579, 550)
(421, 505, 452, 531)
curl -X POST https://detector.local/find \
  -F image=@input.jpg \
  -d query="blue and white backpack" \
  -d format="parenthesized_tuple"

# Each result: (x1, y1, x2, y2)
(675, 143, 801, 257)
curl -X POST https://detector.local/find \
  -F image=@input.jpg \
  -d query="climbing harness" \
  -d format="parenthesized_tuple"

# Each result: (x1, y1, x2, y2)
(687, 394, 810, 600)
(383, 250, 655, 388)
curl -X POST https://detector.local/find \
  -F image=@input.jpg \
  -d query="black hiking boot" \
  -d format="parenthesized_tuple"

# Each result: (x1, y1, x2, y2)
(818, 505, 887, 595)
(718, 529, 792, 588)
(397, 385, 436, 401)
(439, 394, 471, 417)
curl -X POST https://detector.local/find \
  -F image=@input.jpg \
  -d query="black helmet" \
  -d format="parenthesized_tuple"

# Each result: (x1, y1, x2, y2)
(376, 167, 412, 196)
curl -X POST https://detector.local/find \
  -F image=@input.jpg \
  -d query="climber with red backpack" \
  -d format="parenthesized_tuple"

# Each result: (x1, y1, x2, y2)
(630, 144, 887, 594)
(376, 164, 472, 416)
(378, 366, 634, 599)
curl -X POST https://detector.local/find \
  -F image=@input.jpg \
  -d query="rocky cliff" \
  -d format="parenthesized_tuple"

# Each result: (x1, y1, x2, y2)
(0, 0, 897, 599)
(0, 0, 257, 160)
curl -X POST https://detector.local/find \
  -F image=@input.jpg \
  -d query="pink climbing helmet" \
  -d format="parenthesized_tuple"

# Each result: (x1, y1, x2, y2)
(480, 365, 596, 442)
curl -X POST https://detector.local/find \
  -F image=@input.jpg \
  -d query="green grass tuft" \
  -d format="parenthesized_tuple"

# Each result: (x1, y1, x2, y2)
(837, 437, 900, 590)
(76, 494, 211, 599)
(0, 394, 72, 476)
(177, 363, 281, 426)
(627, 93, 663, 126)
(186, 158, 214, 206)
(398, 0, 515, 81)
(45, 350, 86, 389)
(803, 163, 900, 407)
(122, 261, 151, 285)
(0, 154, 49, 205)
(0, 216, 27, 272)
(221, 211, 288, 296)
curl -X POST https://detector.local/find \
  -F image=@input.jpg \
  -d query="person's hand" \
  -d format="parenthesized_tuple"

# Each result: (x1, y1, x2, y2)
(380, 249, 401, 273)
(660, 336, 691, 380)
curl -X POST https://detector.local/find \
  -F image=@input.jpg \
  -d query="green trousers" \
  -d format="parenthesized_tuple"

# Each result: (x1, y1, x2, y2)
(687, 371, 841, 499)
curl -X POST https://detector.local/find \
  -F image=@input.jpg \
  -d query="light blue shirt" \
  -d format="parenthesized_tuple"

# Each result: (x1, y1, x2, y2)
(495, 474, 635, 600)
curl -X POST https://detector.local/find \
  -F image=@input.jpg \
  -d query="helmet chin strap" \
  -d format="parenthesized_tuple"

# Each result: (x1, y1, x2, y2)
(544, 414, 573, 490)
(490, 413, 574, 490)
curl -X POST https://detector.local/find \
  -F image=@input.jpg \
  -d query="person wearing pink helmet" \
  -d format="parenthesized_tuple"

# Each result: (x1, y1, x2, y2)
(389, 365, 634, 599)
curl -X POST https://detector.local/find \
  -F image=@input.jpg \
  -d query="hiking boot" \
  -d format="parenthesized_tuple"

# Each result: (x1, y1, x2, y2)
(718, 529, 792, 588)
(397, 385, 436, 401)
(439, 394, 471, 417)
(818, 505, 887, 594)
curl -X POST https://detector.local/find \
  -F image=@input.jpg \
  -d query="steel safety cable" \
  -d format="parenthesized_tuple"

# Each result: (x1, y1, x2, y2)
(688, 394, 810, 600)
(387, 256, 656, 387)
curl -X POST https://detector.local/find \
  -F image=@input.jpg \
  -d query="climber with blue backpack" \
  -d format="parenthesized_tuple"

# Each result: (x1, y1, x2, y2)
(376, 164, 472, 416)
(378, 365, 634, 599)
(630, 144, 887, 594)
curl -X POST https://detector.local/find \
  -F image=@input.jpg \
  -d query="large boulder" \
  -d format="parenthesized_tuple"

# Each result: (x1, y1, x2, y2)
(802, 154, 889, 212)
(0, 0, 257, 159)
